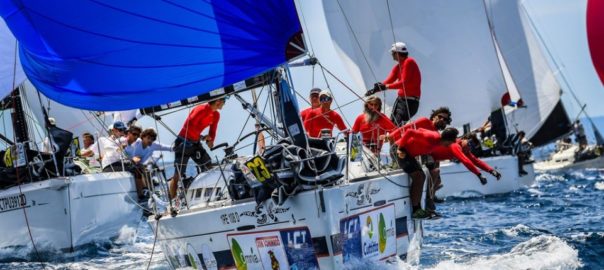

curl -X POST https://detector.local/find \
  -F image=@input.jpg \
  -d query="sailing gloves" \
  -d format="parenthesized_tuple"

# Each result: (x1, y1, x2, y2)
(477, 174, 488, 185)
(490, 169, 502, 180)
(365, 82, 387, 96)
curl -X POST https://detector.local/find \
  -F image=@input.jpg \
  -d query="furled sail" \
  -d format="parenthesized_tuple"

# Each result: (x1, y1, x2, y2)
(484, 0, 563, 140)
(0, 0, 304, 111)
(0, 19, 25, 98)
(321, 0, 507, 129)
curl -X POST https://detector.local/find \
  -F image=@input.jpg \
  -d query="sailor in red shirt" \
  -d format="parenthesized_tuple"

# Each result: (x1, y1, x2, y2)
(431, 138, 502, 185)
(395, 127, 459, 219)
(169, 97, 226, 199)
(300, 88, 321, 121)
(387, 107, 451, 142)
(351, 96, 396, 155)
(303, 90, 348, 138)
(366, 42, 422, 126)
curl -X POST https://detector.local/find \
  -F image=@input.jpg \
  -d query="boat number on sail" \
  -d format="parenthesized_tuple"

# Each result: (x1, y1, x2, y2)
(0, 194, 26, 212)
(245, 156, 272, 182)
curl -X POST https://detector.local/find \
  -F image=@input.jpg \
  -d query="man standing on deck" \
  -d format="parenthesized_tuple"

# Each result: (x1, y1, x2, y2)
(395, 127, 459, 219)
(366, 42, 422, 126)
(169, 97, 225, 200)
(300, 87, 321, 121)
(303, 90, 348, 138)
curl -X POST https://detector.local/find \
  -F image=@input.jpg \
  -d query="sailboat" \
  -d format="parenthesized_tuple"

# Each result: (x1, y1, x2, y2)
(1, 0, 424, 268)
(320, 0, 535, 198)
(0, 21, 140, 253)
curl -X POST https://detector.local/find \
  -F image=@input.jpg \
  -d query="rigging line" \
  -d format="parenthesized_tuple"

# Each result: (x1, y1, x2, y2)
(334, 0, 379, 82)
(235, 85, 266, 142)
(318, 63, 351, 127)
(359, 147, 407, 188)
(294, 0, 315, 54)
(146, 219, 161, 270)
(10, 39, 43, 266)
(385, 0, 414, 128)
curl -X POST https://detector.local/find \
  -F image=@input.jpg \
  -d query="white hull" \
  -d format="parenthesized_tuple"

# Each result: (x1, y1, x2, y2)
(437, 155, 535, 198)
(534, 145, 604, 173)
(0, 172, 141, 251)
(535, 156, 604, 173)
(150, 170, 421, 270)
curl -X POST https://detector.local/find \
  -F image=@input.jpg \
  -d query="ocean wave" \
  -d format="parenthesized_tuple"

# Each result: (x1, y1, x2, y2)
(425, 235, 582, 270)
(535, 173, 566, 182)
(595, 181, 604, 190)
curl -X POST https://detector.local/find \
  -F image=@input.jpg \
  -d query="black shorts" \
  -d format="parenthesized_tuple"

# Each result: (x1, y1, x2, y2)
(396, 153, 422, 174)
(173, 137, 212, 177)
(391, 97, 419, 126)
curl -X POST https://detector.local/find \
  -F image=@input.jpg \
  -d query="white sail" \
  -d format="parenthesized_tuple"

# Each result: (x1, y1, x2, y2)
(0, 19, 25, 98)
(321, 0, 507, 129)
(21, 80, 114, 138)
(485, 0, 562, 138)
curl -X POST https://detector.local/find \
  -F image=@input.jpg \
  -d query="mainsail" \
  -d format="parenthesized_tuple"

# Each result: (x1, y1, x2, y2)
(0, 0, 304, 111)
(485, 0, 566, 140)
(321, 0, 507, 129)
(0, 20, 25, 98)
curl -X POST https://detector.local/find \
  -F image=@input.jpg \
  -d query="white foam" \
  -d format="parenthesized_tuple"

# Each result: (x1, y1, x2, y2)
(595, 181, 604, 190)
(500, 224, 532, 237)
(535, 173, 566, 182)
(425, 235, 582, 270)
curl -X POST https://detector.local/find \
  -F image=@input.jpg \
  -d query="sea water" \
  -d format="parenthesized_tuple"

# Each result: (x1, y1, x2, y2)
(1, 168, 602, 270)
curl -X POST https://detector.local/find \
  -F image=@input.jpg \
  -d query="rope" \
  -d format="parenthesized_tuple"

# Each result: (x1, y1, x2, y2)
(334, 0, 379, 83)
(385, 0, 415, 128)
(146, 218, 161, 270)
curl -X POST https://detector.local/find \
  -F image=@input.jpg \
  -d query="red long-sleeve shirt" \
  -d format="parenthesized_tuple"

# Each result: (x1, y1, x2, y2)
(303, 108, 347, 138)
(178, 104, 220, 142)
(390, 117, 435, 141)
(383, 57, 421, 98)
(300, 107, 313, 121)
(351, 113, 397, 151)
(395, 128, 442, 157)
(431, 140, 494, 175)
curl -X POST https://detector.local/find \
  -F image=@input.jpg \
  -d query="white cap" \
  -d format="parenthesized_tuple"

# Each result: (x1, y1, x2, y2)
(390, 42, 407, 53)
(319, 90, 332, 98)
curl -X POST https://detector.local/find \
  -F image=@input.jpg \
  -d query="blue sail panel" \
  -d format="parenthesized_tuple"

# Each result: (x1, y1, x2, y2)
(0, 0, 304, 110)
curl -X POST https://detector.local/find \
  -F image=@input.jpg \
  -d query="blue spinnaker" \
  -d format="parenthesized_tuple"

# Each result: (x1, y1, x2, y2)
(0, 0, 304, 110)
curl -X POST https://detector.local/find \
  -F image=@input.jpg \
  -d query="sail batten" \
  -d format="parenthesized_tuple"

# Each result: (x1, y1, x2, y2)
(1, 0, 304, 111)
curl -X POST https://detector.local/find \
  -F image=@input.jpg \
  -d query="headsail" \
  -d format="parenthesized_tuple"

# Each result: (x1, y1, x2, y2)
(321, 0, 507, 129)
(0, 19, 25, 98)
(485, 0, 564, 140)
(0, 0, 304, 111)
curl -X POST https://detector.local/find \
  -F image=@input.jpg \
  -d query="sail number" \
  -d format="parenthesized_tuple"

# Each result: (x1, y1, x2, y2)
(245, 156, 271, 182)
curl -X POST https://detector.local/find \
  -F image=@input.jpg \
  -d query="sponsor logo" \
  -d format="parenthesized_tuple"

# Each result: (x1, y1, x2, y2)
(345, 183, 381, 206)
(366, 216, 374, 239)
(240, 201, 290, 225)
(378, 213, 387, 253)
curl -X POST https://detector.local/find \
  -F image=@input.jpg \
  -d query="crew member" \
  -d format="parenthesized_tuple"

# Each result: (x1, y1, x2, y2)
(366, 42, 422, 126)
(300, 88, 321, 121)
(395, 127, 459, 219)
(169, 97, 225, 199)
(351, 96, 396, 155)
(303, 90, 348, 138)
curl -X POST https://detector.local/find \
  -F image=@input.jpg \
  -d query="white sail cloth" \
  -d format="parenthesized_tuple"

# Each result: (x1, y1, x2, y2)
(321, 0, 507, 129)
(485, 0, 562, 138)
(0, 19, 25, 98)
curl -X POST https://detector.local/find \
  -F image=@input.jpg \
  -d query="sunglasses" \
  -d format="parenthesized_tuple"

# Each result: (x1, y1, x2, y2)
(436, 114, 452, 123)
(320, 96, 332, 102)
